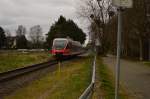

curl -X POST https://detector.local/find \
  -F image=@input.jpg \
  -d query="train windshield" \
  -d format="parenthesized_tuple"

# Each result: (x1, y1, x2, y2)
(53, 40, 67, 50)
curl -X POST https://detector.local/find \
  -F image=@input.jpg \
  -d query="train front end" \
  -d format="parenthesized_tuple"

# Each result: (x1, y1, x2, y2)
(51, 38, 69, 58)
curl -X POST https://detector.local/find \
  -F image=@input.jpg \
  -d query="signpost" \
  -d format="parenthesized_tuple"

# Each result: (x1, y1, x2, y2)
(113, 0, 133, 8)
(112, 0, 133, 99)
(57, 61, 61, 77)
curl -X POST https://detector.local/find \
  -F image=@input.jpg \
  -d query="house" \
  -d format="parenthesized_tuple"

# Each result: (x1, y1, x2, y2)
(6, 36, 17, 49)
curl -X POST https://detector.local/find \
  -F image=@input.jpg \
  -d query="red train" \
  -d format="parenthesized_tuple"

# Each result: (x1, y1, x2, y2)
(51, 38, 85, 57)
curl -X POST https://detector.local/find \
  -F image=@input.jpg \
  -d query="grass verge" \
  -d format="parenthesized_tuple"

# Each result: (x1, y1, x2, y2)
(96, 56, 128, 99)
(5, 56, 92, 99)
(0, 52, 50, 73)
(143, 62, 150, 67)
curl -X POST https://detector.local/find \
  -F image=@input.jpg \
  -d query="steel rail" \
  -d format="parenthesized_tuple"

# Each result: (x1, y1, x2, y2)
(79, 55, 96, 99)
(0, 60, 57, 82)
(0, 54, 82, 82)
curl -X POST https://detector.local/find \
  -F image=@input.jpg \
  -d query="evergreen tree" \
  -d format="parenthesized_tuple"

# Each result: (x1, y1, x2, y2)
(16, 35, 28, 49)
(0, 26, 6, 49)
(46, 15, 86, 48)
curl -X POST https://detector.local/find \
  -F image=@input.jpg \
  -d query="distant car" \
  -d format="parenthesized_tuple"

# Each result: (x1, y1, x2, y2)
(51, 38, 85, 57)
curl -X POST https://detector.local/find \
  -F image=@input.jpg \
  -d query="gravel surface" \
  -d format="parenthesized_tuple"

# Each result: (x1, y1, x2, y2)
(103, 55, 150, 99)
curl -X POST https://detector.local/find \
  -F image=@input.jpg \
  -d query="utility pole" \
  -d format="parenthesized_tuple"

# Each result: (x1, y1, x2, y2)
(112, 0, 133, 99)
(115, 7, 123, 99)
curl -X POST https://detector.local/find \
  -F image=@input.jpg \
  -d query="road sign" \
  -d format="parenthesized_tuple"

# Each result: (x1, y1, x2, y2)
(112, 0, 133, 8)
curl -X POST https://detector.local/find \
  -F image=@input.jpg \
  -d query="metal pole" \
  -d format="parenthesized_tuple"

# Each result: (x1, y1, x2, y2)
(115, 7, 122, 99)
(149, 39, 150, 61)
(57, 61, 61, 77)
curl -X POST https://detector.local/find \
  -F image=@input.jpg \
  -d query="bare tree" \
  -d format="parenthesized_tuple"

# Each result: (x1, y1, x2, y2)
(78, 0, 114, 54)
(5, 29, 11, 37)
(16, 25, 26, 36)
(15, 25, 27, 49)
(105, 0, 149, 60)
(29, 25, 44, 48)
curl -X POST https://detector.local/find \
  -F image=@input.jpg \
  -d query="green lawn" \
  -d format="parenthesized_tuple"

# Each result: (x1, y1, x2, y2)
(5, 56, 92, 99)
(0, 52, 50, 73)
(96, 57, 128, 99)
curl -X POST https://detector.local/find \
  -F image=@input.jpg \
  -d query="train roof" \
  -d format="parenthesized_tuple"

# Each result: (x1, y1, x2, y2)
(53, 38, 68, 41)
(53, 38, 82, 46)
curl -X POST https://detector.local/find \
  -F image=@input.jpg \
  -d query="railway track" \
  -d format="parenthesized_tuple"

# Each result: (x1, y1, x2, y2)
(0, 55, 79, 83)
(0, 59, 58, 82)
(0, 55, 84, 98)
(0, 58, 71, 98)
(0, 59, 60, 98)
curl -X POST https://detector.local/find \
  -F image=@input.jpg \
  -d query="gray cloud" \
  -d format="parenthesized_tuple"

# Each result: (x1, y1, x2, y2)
(0, 16, 15, 26)
(0, 0, 87, 36)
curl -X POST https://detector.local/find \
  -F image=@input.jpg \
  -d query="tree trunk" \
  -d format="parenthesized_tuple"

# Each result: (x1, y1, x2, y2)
(139, 38, 143, 61)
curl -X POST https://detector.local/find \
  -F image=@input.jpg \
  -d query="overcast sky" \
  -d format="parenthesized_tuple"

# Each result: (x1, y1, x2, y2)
(0, 0, 89, 37)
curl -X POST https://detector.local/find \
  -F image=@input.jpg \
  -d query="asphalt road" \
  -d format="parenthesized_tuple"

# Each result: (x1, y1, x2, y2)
(103, 55, 150, 99)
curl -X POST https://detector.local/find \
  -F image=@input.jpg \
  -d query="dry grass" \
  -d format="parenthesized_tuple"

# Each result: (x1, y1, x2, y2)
(93, 56, 129, 99)
(143, 61, 150, 67)
(5, 56, 92, 99)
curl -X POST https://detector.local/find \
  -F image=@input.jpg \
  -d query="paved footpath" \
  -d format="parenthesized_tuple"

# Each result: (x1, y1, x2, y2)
(103, 55, 150, 99)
